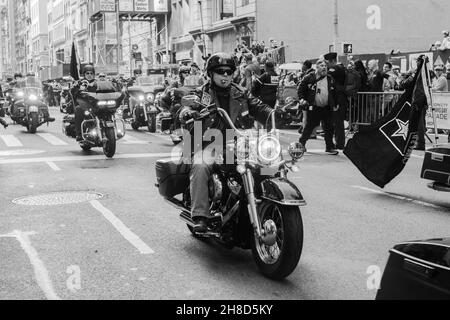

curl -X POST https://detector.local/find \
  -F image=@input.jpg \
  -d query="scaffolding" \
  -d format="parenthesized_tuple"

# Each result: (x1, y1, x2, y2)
(89, 2, 170, 77)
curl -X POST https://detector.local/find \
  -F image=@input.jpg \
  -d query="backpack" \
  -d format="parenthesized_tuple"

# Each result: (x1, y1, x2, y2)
(344, 68, 362, 96)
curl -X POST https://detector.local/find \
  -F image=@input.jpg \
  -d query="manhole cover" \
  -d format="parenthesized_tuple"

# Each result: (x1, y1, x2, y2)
(13, 192, 104, 206)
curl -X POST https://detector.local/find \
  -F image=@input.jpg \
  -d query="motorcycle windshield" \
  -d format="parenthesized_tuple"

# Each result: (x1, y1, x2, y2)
(136, 76, 165, 87)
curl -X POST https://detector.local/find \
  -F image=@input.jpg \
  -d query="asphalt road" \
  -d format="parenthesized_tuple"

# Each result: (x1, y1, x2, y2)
(0, 108, 449, 300)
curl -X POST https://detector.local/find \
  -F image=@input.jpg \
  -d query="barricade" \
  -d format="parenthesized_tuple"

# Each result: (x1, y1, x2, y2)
(348, 91, 404, 131)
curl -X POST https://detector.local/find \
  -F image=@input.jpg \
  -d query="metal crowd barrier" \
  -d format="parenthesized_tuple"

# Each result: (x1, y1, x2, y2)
(348, 91, 404, 131)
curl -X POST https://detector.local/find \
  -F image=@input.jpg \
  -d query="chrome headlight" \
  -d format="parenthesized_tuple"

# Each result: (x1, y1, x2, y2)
(258, 134, 282, 165)
(29, 94, 38, 101)
(17, 91, 24, 98)
(288, 142, 306, 161)
(138, 95, 145, 102)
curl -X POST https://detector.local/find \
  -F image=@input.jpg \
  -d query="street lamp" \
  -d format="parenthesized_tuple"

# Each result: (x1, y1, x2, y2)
(198, 0, 207, 59)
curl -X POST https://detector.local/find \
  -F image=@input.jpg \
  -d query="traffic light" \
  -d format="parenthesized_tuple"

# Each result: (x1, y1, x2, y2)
(343, 43, 353, 54)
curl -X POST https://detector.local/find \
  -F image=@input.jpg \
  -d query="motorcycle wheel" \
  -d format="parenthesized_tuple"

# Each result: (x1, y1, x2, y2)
(27, 113, 39, 134)
(103, 127, 116, 158)
(251, 201, 303, 280)
(148, 114, 156, 133)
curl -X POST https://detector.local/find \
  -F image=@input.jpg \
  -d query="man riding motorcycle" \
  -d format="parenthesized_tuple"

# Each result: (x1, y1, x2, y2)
(179, 52, 276, 233)
(71, 65, 98, 142)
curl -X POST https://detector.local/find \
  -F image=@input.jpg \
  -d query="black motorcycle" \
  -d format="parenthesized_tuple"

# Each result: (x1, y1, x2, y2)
(156, 95, 306, 280)
(156, 86, 195, 145)
(6, 78, 54, 133)
(62, 80, 126, 158)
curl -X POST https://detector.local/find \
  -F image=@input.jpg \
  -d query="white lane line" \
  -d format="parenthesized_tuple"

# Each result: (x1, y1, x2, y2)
(0, 230, 61, 300)
(37, 133, 68, 146)
(90, 200, 155, 255)
(0, 135, 23, 147)
(0, 152, 179, 165)
(352, 185, 443, 209)
(46, 162, 61, 171)
(121, 134, 149, 145)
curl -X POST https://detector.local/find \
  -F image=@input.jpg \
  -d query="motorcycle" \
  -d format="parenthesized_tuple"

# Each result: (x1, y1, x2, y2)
(62, 80, 126, 158)
(155, 95, 306, 280)
(156, 86, 196, 145)
(6, 77, 54, 133)
(123, 87, 162, 133)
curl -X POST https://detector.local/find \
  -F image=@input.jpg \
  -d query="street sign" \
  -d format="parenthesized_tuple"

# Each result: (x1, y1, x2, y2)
(343, 43, 353, 54)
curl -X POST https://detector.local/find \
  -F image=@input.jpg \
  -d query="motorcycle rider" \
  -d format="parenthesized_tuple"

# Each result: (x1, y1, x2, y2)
(179, 52, 274, 233)
(71, 65, 98, 142)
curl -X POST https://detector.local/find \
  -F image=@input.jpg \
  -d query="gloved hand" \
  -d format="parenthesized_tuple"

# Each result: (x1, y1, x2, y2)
(180, 109, 200, 125)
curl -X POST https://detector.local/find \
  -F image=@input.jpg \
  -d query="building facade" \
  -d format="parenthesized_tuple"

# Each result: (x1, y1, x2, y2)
(257, 0, 450, 61)
(30, 0, 49, 78)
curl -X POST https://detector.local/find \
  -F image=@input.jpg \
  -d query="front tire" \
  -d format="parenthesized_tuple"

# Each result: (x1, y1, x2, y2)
(103, 127, 116, 158)
(27, 113, 39, 134)
(251, 202, 303, 280)
(148, 114, 156, 133)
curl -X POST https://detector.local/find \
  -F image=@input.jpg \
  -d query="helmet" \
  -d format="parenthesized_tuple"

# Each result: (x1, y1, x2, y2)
(82, 64, 95, 75)
(179, 66, 191, 74)
(14, 72, 23, 79)
(206, 52, 237, 74)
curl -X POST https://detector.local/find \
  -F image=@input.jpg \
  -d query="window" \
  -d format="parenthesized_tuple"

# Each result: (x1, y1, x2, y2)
(215, 0, 234, 21)
(242, 0, 249, 6)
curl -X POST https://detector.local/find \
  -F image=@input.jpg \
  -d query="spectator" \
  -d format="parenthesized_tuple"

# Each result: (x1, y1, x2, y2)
(298, 59, 339, 155)
(354, 60, 369, 91)
(392, 65, 402, 89)
(439, 30, 450, 50)
(242, 53, 261, 91)
(251, 61, 279, 108)
(432, 65, 448, 92)
(367, 60, 384, 92)
(324, 52, 347, 150)
(383, 62, 396, 90)
(298, 60, 317, 138)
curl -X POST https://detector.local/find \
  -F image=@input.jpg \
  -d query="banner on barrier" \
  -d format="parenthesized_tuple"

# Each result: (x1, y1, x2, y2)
(426, 93, 450, 129)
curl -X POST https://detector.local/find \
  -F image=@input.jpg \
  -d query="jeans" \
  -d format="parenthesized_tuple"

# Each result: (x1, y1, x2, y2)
(299, 106, 335, 150)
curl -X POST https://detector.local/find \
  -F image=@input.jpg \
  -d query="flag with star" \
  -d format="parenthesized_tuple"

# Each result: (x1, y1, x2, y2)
(344, 55, 431, 188)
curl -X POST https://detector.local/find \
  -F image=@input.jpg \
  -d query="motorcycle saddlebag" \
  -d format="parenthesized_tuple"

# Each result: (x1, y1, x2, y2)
(420, 147, 450, 185)
(155, 158, 190, 198)
(376, 238, 450, 300)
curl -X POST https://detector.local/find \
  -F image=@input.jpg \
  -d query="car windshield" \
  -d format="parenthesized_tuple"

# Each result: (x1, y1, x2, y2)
(136, 76, 165, 86)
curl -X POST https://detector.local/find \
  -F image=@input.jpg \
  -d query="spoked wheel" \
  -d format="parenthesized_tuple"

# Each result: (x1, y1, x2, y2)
(103, 127, 116, 158)
(251, 201, 303, 280)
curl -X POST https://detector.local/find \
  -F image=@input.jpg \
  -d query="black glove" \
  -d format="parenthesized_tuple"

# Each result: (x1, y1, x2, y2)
(180, 109, 200, 125)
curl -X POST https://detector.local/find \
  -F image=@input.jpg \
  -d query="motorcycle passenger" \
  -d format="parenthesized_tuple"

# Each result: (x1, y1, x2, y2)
(71, 65, 98, 142)
(179, 52, 274, 233)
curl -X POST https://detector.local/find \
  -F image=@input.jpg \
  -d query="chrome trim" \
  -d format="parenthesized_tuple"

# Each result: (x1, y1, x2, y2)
(261, 196, 306, 207)
(390, 249, 450, 271)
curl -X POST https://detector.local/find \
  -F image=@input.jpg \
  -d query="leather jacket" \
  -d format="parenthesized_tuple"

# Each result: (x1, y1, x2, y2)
(297, 73, 337, 110)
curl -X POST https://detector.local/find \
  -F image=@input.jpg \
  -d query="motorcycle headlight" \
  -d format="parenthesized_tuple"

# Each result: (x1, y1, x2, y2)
(29, 94, 38, 101)
(17, 91, 24, 98)
(288, 142, 306, 161)
(146, 94, 154, 102)
(138, 95, 145, 102)
(258, 135, 282, 165)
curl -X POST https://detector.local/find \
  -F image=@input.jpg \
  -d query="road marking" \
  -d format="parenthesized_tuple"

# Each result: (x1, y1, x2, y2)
(90, 200, 155, 255)
(46, 162, 61, 171)
(352, 185, 443, 209)
(121, 134, 149, 145)
(0, 152, 179, 165)
(0, 230, 61, 300)
(37, 133, 68, 146)
(0, 135, 23, 147)
(147, 132, 173, 142)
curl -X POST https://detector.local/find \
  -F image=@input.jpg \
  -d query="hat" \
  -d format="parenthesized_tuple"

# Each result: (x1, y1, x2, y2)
(434, 65, 444, 71)
(323, 52, 337, 62)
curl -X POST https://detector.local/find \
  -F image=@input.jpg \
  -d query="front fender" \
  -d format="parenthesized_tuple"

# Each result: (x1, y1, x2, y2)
(261, 178, 306, 207)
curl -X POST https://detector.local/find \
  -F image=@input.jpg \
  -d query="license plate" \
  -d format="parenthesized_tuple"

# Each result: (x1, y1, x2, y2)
(106, 122, 115, 128)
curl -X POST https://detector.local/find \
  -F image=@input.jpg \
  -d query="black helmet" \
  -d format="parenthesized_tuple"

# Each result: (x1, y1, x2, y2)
(14, 72, 23, 79)
(179, 66, 191, 74)
(206, 53, 237, 74)
(83, 64, 95, 75)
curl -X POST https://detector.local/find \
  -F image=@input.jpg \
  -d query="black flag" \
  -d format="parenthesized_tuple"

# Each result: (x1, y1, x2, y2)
(70, 42, 80, 81)
(344, 56, 430, 188)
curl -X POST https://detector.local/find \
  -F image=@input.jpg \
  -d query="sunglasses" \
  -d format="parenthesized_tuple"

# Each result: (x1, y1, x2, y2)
(85, 72, 94, 75)
(214, 68, 234, 76)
